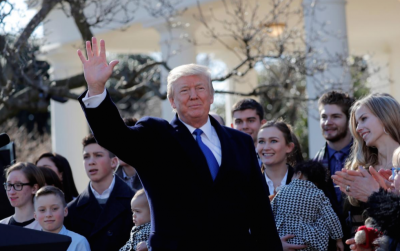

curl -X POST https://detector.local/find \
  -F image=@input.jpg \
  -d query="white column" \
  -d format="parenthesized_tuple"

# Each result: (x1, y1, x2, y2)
(46, 45, 89, 193)
(303, 0, 351, 157)
(148, 17, 197, 122)
(214, 53, 259, 127)
(389, 40, 400, 103)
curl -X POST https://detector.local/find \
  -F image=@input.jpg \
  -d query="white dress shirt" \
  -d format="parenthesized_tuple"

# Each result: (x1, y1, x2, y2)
(264, 170, 288, 195)
(82, 88, 222, 166)
(90, 176, 115, 200)
(179, 117, 222, 166)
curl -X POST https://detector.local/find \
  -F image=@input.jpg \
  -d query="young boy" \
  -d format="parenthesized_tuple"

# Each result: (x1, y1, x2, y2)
(120, 189, 151, 251)
(65, 134, 134, 251)
(34, 186, 91, 251)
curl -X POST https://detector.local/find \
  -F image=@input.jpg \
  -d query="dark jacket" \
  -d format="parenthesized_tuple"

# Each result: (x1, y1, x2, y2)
(65, 175, 134, 251)
(114, 166, 143, 193)
(367, 189, 400, 251)
(314, 143, 346, 218)
(263, 164, 294, 196)
(79, 91, 282, 251)
(314, 143, 352, 251)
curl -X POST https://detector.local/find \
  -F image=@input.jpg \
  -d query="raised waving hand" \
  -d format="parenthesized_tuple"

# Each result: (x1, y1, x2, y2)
(77, 37, 119, 96)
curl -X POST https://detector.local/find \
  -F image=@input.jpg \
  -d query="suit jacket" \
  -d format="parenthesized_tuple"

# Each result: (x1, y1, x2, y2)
(314, 144, 347, 218)
(114, 166, 143, 193)
(65, 175, 134, 251)
(314, 143, 352, 251)
(78, 91, 282, 251)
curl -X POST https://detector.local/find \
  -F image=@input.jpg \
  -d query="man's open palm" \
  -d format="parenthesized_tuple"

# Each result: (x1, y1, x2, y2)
(77, 37, 119, 96)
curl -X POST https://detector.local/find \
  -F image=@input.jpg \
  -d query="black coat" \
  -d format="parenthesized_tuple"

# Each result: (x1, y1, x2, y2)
(65, 175, 134, 251)
(78, 91, 282, 251)
(114, 166, 143, 193)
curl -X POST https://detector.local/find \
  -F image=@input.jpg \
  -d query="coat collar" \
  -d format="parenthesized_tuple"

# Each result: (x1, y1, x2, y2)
(74, 175, 132, 237)
(170, 114, 234, 186)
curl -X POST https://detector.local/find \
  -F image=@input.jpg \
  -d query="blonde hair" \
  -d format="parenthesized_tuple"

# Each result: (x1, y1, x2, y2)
(166, 64, 213, 99)
(346, 93, 400, 205)
(346, 93, 400, 171)
(393, 147, 400, 167)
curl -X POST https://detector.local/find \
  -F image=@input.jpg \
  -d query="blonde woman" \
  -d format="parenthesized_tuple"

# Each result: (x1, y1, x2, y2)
(332, 93, 400, 202)
(331, 93, 400, 250)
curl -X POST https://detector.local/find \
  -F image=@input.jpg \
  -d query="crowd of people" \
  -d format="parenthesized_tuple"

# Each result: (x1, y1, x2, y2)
(1, 37, 400, 251)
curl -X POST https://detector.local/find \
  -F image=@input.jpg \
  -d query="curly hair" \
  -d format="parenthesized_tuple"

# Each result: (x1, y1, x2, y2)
(318, 91, 355, 120)
(293, 160, 329, 190)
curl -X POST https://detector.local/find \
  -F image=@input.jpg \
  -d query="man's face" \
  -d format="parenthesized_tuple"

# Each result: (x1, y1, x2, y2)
(232, 109, 265, 143)
(319, 104, 349, 143)
(83, 143, 117, 184)
(34, 194, 67, 234)
(168, 75, 214, 126)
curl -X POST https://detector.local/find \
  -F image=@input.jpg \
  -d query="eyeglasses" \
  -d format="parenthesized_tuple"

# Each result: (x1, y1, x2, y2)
(3, 182, 32, 191)
(392, 167, 400, 179)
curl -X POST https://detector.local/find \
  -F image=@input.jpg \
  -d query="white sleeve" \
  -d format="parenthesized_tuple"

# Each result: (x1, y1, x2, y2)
(82, 88, 107, 108)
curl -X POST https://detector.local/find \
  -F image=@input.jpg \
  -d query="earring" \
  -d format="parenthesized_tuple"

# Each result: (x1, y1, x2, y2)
(384, 127, 389, 135)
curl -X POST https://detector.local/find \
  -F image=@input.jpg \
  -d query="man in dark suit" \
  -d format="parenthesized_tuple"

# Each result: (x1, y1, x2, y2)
(77, 37, 282, 251)
(313, 91, 355, 251)
(65, 135, 134, 251)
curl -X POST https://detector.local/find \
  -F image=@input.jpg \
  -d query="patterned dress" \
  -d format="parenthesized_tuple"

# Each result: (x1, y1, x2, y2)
(119, 222, 151, 251)
(271, 179, 343, 251)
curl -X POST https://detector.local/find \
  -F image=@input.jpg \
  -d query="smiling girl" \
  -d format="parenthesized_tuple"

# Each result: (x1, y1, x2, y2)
(256, 119, 303, 197)
(1, 162, 45, 229)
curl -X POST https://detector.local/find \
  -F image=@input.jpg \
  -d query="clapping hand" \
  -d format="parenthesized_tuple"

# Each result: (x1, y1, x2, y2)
(77, 37, 119, 96)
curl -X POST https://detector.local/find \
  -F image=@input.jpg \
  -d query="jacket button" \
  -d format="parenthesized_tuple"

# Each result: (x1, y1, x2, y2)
(107, 231, 113, 236)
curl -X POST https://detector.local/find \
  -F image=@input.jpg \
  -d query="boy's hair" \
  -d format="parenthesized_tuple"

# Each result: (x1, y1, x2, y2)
(34, 185, 67, 207)
(231, 99, 265, 121)
(318, 91, 355, 120)
(82, 134, 116, 158)
(293, 160, 329, 190)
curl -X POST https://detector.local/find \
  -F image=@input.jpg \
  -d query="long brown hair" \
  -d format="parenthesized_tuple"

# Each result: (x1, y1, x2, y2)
(5, 162, 46, 192)
(259, 118, 304, 172)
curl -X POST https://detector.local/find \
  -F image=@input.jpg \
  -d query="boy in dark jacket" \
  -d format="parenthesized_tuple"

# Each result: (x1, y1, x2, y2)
(65, 135, 134, 251)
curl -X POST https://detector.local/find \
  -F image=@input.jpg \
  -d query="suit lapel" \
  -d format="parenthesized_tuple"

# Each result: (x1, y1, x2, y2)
(170, 115, 214, 187)
(91, 177, 130, 236)
(76, 186, 101, 227)
(211, 118, 234, 185)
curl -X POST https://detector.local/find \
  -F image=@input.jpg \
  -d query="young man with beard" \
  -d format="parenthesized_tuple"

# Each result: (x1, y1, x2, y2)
(314, 91, 354, 251)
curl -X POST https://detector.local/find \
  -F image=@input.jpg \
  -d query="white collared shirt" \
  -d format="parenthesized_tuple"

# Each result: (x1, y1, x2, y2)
(264, 170, 288, 195)
(179, 117, 222, 166)
(82, 89, 222, 166)
(58, 225, 91, 251)
(90, 176, 116, 200)
(82, 88, 107, 108)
